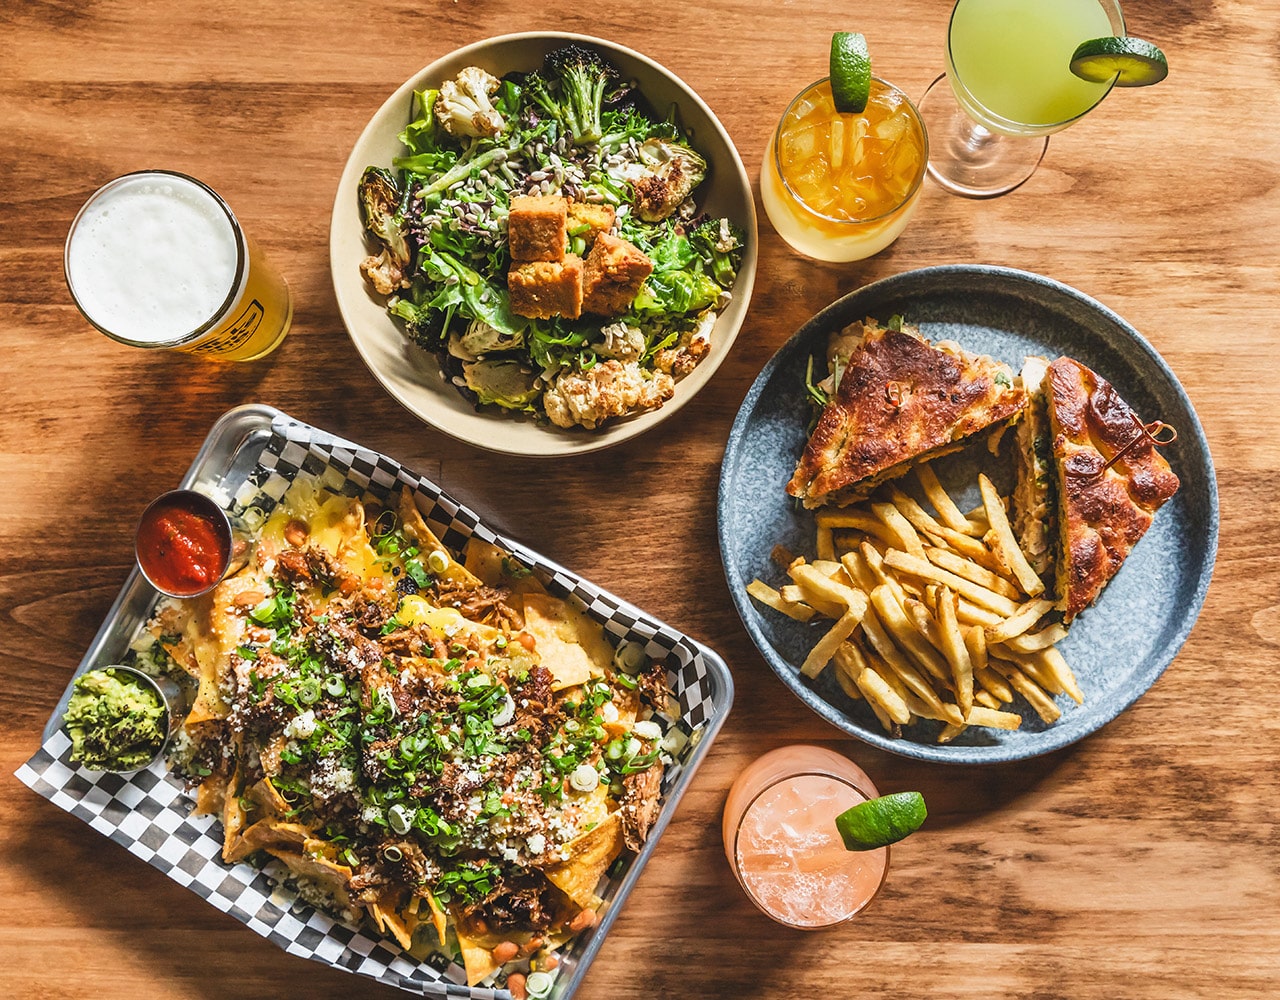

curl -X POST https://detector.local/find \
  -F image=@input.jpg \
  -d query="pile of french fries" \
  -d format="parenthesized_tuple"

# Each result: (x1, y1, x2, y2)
(749, 465, 1082, 743)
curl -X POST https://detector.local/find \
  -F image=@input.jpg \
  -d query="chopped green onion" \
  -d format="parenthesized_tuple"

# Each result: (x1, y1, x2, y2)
(324, 675, 347, 697)
(426, 549, 450, 574)
(383, 845, 404, 862)
(297, 678, 322, 704)
(613, 641, 647, 675)
(526, 971, 555, 998)
(387, 803, 412, 835)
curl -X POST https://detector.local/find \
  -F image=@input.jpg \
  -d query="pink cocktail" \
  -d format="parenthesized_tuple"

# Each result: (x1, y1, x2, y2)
(722, 745, 889, 929)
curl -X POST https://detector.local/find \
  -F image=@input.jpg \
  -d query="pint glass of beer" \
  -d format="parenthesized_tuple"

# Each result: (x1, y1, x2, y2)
(65, 171, 292, 361)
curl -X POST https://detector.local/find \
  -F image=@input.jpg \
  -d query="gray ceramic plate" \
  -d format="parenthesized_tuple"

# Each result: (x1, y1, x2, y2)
(719, 265, 1218, 764)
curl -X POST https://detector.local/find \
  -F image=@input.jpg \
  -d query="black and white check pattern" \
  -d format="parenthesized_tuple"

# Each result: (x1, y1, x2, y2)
(17, 409, 731, 1000)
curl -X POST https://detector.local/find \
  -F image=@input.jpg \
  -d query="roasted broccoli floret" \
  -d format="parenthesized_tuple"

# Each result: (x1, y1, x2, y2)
(631, 138, 707, 222)
(542, 43, 618, 145)
(689, 217, 747, 286)
(434, 66, 508, 139)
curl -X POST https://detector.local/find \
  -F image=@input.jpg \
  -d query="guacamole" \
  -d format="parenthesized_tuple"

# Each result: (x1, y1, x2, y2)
(63, 668, 167, 771)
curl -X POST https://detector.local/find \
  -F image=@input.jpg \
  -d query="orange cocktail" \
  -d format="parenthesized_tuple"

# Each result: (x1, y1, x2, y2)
(761, 77, 927, 262)
(722, 745, 889, 928)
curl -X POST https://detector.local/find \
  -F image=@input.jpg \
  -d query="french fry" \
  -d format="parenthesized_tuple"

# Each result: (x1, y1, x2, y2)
(984, 597, 1056, 644)
(860, 613, 963, 726)
(746, 579, 816, 622)
(800, 610, 862, 679)
(881, 549, 1021, 617)
(936, 722, 968, 744)
(954, 595, 1006, 628)
(855, 667, 912, 725)
(1030, 646, 1084, 705)
(915, 464, 985, 536)
(1008, 655, 1065, 696)
(903, 597, 944, 649)
(936, 586, 974, 716)
(870, 502, 927, 559)
(869, 585, 952, 686)
(892, 489, 997, 562)
(840, 549, 878, 593)
(863, 690, 898, 734)
(977, 473, 1045, 597)
(924, 545, 1021, 601)
(990, 659, 1062, 723)
(816, 525, 836, 561)
(832, 641, 869, 693)
(789, 564, 868, 620)
(974, 689, 1001, 710)
(974, 664, 1014, 703)
(963, 625, 988, 672)
(859, 541, 908, 605)
(965, 704, 1023, 730)
(999, 624, 1070, 653)
(815, 510, 900, 547)
(831, 659, 863, 701)
(780, 583, 842, 619)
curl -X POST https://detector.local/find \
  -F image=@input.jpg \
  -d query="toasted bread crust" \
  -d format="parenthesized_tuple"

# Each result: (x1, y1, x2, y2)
(787, 325, 1026, 507)
(1048, 357, 1180, 620)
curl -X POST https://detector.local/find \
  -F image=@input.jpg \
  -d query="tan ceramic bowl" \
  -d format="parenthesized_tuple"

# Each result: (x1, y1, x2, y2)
(330, 32, 757, 458)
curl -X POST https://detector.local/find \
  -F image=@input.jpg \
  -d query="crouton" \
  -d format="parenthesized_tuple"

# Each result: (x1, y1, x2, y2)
(508, 195, 568, 262)
(567, 202, 616, 247)
(581, 234, 654, 316)
(508, 255, 584, 319)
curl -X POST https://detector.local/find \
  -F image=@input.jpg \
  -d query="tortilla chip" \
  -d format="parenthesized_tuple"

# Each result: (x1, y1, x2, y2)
(220, 769, 247, 861)
(225, 818, 311, 862)
(246, 776, 290, 817)
(187, 570, 269, 723)
(398, 488, 481, 588)
(193, 773, 226, 816)
(522, 593, 612, 691)
(369, 899, 418, 950)
(464, 536, 545, 596)
(424, 891, 449, 946)
(541, 813, 623, 909)
(265, 847, 353, 905)
(453, 923, 503, 986)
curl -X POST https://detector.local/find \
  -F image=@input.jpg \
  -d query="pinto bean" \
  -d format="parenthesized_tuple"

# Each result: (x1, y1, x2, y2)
(568, 907, 598, 933)
(506, 973, 527, 1000)
(492, 941, 519, 964)
(283, 519, 309, 547)
(232, 590, 266, 609)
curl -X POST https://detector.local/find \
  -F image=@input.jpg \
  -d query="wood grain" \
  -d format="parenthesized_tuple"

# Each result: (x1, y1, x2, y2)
(3, 1, 1278, 998)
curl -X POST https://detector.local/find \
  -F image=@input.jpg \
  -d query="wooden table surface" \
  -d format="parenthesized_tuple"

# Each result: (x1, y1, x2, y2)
(4, 1, 1278, 997)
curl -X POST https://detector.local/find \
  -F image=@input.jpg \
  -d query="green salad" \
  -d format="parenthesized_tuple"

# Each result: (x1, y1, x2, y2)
(358, 43, 746, 430)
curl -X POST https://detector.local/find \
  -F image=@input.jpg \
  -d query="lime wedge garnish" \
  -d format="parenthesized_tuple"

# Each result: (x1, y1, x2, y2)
(835, 791, 926, 851)
(830, 32, 871, 114)
(1069, 36, 1169, 87)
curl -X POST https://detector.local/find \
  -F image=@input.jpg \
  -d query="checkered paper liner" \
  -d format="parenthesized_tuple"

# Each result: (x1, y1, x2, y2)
(18, 407, 732, 999)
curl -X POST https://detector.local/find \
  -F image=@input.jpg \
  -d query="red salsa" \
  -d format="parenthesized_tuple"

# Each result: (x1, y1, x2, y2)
(136, 492, 230, 596)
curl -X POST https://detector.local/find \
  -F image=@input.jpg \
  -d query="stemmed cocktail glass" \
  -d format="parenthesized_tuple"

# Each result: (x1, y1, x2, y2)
(918, 0, 1125, 198)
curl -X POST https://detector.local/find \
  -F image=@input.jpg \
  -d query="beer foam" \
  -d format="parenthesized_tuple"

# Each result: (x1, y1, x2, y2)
(66, 173, 241, 343)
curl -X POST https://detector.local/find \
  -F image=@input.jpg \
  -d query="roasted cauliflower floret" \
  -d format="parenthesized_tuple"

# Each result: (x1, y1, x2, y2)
(629, 138, 707, 222)
(359, 249, 405, 295)
(435, 66, 507, 139)
(542, 360, 675, 429)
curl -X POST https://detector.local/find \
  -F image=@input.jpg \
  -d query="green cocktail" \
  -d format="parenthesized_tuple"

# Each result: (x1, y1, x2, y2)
(918, 0, 1129, 197)
(947, 0, 1118, 136)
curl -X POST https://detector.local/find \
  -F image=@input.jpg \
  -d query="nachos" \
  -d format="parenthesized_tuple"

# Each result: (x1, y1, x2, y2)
(132, 482, 675, 985)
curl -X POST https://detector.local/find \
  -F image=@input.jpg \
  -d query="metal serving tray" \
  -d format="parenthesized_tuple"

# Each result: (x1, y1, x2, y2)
(21, 403, 734, 1000)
